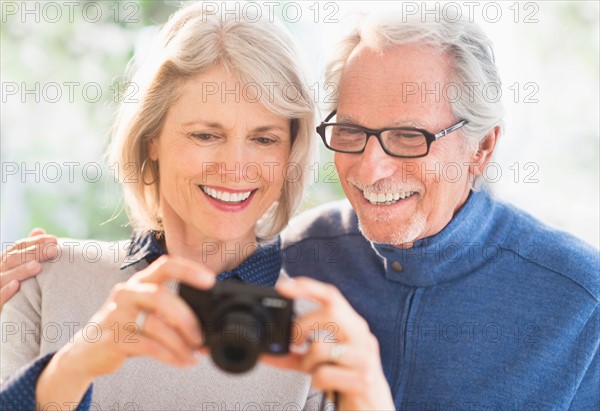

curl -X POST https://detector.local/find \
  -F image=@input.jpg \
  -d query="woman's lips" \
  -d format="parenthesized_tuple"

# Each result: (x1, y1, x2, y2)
(199, 185, 257, 212)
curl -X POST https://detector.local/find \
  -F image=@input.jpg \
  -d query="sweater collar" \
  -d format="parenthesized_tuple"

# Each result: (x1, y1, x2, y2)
(371, 189, 508, 287)
(121, 231, 281, 287)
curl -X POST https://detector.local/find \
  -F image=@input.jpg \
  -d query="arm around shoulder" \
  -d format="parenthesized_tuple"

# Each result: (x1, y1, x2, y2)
(1, 266, 93, 411)
(1, 271, 43, 382)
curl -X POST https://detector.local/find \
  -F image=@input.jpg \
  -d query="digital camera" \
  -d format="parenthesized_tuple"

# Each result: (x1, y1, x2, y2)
(179, 280, 293, 373)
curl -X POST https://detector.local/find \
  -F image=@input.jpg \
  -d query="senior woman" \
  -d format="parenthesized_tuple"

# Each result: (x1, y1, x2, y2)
(0, 2, 394, 411)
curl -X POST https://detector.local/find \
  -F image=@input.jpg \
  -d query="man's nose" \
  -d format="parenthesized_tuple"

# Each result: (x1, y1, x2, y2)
(355, 135, 398, 184)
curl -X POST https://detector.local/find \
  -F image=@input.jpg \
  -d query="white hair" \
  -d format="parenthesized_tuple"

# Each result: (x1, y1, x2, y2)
(325, 13, 505, 188)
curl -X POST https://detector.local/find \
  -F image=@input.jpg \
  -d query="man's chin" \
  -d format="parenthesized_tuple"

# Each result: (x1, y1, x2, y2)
(356, 212, 426, 246)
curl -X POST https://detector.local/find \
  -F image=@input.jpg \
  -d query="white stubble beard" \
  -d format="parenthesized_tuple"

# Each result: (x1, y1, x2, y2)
(355, 205, 426, 247)
(346, 175, 426, 246)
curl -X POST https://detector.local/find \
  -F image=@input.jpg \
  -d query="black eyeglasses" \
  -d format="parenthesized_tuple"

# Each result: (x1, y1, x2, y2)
(316, 110, 469, 158)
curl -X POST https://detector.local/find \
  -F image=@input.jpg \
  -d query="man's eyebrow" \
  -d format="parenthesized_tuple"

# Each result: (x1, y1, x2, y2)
(390, 120, 425, 128)
(336, 114, 424, 129)
(336, 114, 356, 123)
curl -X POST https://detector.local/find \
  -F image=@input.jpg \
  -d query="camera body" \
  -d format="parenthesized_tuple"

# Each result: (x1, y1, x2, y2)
(179, 280, 293, 373)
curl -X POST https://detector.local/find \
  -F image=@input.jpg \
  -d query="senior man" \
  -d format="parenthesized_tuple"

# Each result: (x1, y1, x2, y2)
(2, 13, 598, 411)
(281, 15, 599, 410)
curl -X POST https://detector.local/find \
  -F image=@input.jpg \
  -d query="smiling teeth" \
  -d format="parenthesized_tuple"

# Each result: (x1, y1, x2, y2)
(363, 190, 415, 205)
(201, 186, 252, 203)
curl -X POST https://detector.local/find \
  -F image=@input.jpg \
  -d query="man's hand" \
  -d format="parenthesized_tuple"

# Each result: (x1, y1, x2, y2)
(0, 228, 58, 311)
(264, 277, 395, 411)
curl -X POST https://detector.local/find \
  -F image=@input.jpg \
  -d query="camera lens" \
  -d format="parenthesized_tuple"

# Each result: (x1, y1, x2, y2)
(211, 311, 264, 373)
(179, 280, 292, 374)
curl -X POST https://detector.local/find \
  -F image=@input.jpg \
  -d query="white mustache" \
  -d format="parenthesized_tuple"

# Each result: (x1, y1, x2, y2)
(346, 176, 421, 194)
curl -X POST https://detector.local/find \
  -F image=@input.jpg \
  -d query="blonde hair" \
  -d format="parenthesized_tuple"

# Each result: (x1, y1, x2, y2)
(109, 2, 316, 239)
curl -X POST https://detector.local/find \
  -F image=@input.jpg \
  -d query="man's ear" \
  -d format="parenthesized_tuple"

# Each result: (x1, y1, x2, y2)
(469, 126, 500, 176)
(147, 137, 159, 161)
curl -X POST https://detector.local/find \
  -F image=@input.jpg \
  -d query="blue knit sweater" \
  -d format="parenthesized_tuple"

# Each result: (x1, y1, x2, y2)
(282, 189, 600, 410)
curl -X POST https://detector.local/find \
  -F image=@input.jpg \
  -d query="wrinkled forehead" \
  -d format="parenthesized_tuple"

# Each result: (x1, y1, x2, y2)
(342, 43, 453, 93)
(337, 43, 455, 129)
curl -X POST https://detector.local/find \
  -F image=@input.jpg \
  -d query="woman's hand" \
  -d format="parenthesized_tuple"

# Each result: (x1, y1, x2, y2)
(63, 255, 215, 377)
(0, 228, 57, 311)
(268, 277, 395, 411)
(36, 255, 215, 408)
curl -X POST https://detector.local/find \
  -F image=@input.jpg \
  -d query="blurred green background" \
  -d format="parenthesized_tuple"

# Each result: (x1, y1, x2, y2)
(1, 1, 598, 248)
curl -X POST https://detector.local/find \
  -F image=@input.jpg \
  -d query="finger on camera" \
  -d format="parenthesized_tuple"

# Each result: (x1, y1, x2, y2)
(115, 283, 202, 347)
(277, 277, 347, 309)
(137, 313, 198, 364)
(136, 255, 215, 290)
(288, 310, 350, 348)
(0, 281, 20, 310)
(277, 278, 352, 341)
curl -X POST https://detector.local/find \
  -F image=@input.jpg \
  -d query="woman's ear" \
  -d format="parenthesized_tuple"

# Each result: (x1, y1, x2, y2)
(469, 126, 500, 176)
(147, 138, 159, 161)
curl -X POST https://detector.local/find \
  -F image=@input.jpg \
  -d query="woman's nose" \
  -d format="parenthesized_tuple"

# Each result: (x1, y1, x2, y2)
(215, 140, 252, 183)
